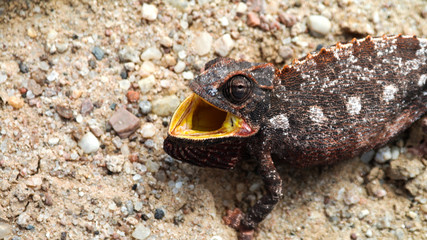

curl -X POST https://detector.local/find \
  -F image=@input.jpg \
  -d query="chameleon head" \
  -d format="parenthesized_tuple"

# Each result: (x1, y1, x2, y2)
(163, 58, 277, 169)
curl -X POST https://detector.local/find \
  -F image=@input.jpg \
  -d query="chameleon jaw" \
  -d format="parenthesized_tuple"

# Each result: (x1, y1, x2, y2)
(168, 93, 256, 139)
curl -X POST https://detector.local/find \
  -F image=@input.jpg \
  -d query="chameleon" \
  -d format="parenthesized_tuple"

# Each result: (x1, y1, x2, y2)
(163, 34, 427, 240)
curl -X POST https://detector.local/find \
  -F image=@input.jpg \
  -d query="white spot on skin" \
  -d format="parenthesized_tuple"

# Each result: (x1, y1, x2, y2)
(269, 114, 290, 130)
(346, 96, 362, 115)
(309, 106, 327, 123)
(419, 74, 427, 87)
(383, 85, 398, 102)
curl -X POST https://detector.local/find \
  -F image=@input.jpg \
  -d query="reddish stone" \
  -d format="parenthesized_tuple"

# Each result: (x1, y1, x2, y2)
(109, 108, 140, 139)
(126, 90, 140, 103)
(247, 12, 260, 27)
(19, 87, 27, 94)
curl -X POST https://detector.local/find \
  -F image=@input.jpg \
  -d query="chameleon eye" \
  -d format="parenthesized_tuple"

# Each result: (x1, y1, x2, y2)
(223, 75, 252, 104)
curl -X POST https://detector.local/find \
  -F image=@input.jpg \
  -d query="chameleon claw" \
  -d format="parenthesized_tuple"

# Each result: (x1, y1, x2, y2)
(223, 208, 255, 240)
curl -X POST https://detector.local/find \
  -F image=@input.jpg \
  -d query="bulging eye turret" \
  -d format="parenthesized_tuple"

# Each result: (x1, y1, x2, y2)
(222, 75, 253, 104)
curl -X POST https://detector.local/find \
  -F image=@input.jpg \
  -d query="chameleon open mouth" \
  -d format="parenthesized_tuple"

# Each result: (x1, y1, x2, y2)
(168, 93, 255, 139)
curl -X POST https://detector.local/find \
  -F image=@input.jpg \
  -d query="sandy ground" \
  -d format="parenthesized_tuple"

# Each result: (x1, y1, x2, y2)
(0, 0, 426, 239)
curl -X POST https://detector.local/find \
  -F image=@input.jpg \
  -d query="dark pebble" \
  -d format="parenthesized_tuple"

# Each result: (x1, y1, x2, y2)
(141, 213, 149, 221)
(110, 103, 117, 110)
(120, 69, 128, 79)
(26, 225, 35, 230)
(350, 233, 357, 240)
(154, 208, 165, 220)
(92, 46, 105, 60)
(72, 34, 78, 40)
(60, 232, 67, 240)
(316, 44, 323, 51)
(19, 62, 29, 73)
(88, 59, 97, 69)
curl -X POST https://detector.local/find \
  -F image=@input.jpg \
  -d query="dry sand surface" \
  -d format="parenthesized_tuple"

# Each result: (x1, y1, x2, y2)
(0, 0, 426, 239)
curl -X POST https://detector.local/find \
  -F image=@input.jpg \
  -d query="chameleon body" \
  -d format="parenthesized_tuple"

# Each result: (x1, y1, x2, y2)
(163, 35, 427, 239)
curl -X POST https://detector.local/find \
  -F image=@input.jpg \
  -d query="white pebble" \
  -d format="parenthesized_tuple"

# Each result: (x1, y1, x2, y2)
(365, 229, 373, 237)
(178, 50, 187, 59)
(0, 73, 7, 83)
(307, 15, 331, 37)
(105, 155, 125, 173)
(132, 224, 151, 240)
(192, 31, 213, 56)
(214, 34, 235, 57)
(174, 61, 186, 73)
(48, 137, 60, 146)
(236, 2, 247, 14)
(182, 71, 194, 80)
(390, 146, 400, 160)
(138, 75, 156, 94)
(119, 80, 131, 90)
(358, 209, 370, 219)
(141, 123, 156, 138)
(375, 146, 392, 163)
(47, 70, 59, 82)
(78, 132, 100, 154)
(140, 47, 162, 61)
(142, 4, 158, 21)
(219, 17, 229, 26)
(152, 95, 180, 116)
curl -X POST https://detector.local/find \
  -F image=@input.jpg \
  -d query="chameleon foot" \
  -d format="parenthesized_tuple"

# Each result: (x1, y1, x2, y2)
(223, 208, 255, 240)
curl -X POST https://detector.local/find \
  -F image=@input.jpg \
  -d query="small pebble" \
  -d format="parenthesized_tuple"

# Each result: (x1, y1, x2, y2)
(182, 71, 194, 80)
(236, 2, 247, 15)
(56, 41, 69, 53)
(139, 61, 156, 77)
(307, 15, 331, 37)
(138, 75, 155, 94)
(132, 224, 151, 240)
(81, 98, 94, 115)
(160, 36, 173, 48)
(126, 90, 140, 103)
(106, 155, 125, 173)
(142, 3, 158, 21)
(48, 137, 60, 146)
(27, 27, 37, 38)
(192, 32, 212, 56)
(27, 80, 43, 96)
(144, 139, 155, 149)
(152, 95, 180, 117)
(119, 80, 131, 90)
(92, 46, 105, 60)
(0, 222, 12, 239)
(120, 69, 128, 79)
(278, 46, 293, 60)
(47, 70, 59, 82)
(214, 34, 235, 57)
(17, 212, 30, 227)
(375, 146, 392, 163)
(365, 229, 373, 237)
(19, 62, 29, 73)
(360, 150, 375, 163)
(119, 46, 140, 63)
(25, 176, 43, 188)
(247, 12, 261, 27)
(278, 12, 298, 27)
(174, 61, 186, 73)
(109, 108, 141, 138)
(407, 211, 417, 219)
(358, 209, 370, 219)
(154, 209, 165, 220)
(140, 47, 162, 61)
(420, 204, 427, 213)
(124, 62, 135, 71)
(141, 123, 156, 138)
(56, 104, 73, 119)
(78, 132, 100, 154)
(8, 96, 24, 109)
(0, 73, 7, 83)
(139, 100, 152, 114)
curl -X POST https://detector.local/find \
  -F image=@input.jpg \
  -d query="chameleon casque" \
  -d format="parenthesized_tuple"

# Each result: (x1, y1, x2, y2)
(163, 35, 427, 239)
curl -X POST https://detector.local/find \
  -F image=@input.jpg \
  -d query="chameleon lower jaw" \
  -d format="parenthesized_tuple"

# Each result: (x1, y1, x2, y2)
(168, 93, 255, 139)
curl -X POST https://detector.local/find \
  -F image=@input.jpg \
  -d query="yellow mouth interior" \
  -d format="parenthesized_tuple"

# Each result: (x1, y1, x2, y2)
(168, 93, 252, 139)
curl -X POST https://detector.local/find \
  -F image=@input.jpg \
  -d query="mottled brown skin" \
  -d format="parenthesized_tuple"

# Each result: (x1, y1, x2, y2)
(163, 35, 427, 240)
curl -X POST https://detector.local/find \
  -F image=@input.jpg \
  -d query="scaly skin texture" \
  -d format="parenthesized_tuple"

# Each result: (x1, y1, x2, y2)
(163, 35, 427, 240)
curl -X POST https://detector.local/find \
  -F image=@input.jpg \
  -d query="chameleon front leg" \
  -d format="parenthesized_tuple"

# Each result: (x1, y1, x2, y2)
(224, 145, 283, 240)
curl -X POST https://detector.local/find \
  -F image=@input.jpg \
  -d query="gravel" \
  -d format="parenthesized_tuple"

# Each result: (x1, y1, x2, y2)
(307, 15, 332, 37)
(78, 132, 100, 154)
